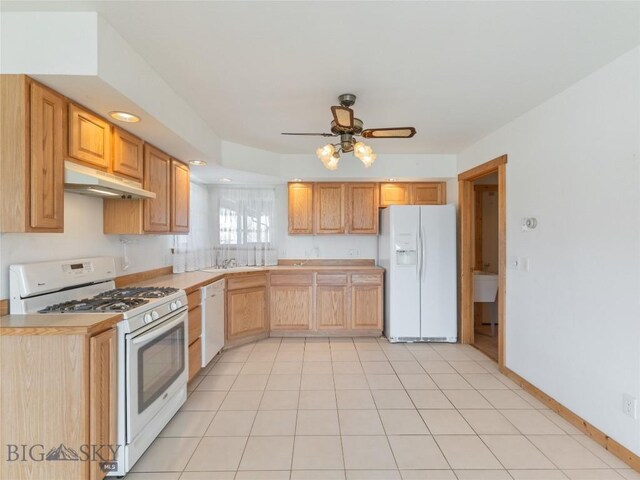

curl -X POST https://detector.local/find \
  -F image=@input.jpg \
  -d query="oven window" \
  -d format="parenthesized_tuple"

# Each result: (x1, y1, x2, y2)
(137, 323, 185, 413)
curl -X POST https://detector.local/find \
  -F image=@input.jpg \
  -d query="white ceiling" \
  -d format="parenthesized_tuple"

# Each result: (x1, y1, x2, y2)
(3, 1, 640, 155)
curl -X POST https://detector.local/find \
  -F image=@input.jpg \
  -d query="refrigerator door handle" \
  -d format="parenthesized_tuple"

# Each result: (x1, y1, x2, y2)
(421, 224, 427, 279)
(417, 226, 423, 279)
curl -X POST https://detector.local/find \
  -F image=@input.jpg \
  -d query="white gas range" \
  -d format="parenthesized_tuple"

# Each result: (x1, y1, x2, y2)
(9, 257, 188, 476)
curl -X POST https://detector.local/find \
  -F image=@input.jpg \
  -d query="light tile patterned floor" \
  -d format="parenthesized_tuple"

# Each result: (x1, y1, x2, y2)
(125, 337, 640, 480)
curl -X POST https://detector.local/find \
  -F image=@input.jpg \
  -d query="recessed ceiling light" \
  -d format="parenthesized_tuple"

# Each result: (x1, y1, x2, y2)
(219, 178, 232, 183)
(189, 160, 207, 166)
(291, 178, 303, 182)
(109, 111, 140, 123)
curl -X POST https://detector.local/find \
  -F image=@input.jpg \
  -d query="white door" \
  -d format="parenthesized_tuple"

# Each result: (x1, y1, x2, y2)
(386, 206, 421, 340)
(419, 205, 457, 341)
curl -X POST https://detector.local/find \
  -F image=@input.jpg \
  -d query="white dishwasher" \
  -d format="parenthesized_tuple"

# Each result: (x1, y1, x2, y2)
(201, 279, 225, 367)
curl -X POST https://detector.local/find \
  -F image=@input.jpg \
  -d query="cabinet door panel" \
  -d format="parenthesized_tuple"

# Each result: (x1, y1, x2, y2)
(351, 285, 383, 330)
(347, 183, 379, 234)
(30, 82, 65, 230)
(68, 103, 111, 170)
(188, 338, 202, 381)
(380, 183, 410, 207)
(171, 159, 190, 233)
(270, 286, 313, 330)
(143, 145, 171, 232)
(112, 127, 144, 180)
(227, 287, 267, 340)
(410, 182, 446, 205)
(314, 183, 345, 234)
(288, 182, 314, 234)
(89, 328, 117, 480)
(316, 286, 348, 330)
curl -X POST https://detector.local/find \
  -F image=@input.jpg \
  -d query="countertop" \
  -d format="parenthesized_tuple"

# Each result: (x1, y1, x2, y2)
(0, 313, 123, 336)
(0, 264, 383, 335)
(130, 265, 384, 294)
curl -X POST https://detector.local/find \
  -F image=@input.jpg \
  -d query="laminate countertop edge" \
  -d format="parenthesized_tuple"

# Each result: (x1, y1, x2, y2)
(0, 313, 123, 336)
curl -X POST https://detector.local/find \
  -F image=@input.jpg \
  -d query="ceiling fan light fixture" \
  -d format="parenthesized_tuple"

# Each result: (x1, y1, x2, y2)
(325, 152, 340, 171)
(360, 153, 376, 168)
(316, 143, 335, 163)
(353, 141, 369, 159)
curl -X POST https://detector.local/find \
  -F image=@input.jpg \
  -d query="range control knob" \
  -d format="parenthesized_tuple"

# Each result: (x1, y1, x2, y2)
(151, 310, 159, 320)
(175, 299, 182, 308)
(143, 313, 152, 323)
(170, 302, 177, 311)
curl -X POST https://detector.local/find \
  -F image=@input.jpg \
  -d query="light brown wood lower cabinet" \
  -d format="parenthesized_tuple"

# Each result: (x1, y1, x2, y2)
(351, 285, 383, 329)
(270, 286, 313, 330)
(268, 271, 383, 336)
(0, 327, 117, 480)
(188, 337, 202, 381)
(226, 273, 269, 344)
(316, 286, 348, 330)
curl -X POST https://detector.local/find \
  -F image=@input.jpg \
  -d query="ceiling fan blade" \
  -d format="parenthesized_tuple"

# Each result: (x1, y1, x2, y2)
(281, 132, 336, 137)
(361, 127, 417, 139)
(331, 106, 354, 128)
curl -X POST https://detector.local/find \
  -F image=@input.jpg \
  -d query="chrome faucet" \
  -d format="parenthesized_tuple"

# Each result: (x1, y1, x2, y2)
(222, 258, 237, 269)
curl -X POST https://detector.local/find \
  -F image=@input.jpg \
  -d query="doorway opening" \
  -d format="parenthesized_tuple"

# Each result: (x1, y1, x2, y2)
(458, 155, 507, 366)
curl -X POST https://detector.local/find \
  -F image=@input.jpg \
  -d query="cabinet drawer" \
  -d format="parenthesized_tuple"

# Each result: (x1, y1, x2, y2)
(351, 273, 383, 285)
(187, 290, 201, 310)
(188, 337, 202, 381)
(316, 273, 348, 285)
(188, 305, 202, 344)
(227, 274, 267, 290)
(270, 273, 313, 286)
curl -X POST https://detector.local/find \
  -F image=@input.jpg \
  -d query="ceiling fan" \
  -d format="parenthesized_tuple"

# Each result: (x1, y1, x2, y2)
(282, 93, 416, 170)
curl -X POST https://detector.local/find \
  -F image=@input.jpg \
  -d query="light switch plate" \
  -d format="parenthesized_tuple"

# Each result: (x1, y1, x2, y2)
(507, 256, 519, 270)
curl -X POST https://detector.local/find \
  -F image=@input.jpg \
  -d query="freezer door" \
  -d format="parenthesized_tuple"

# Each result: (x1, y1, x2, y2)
(419, 205, 457, 341)
(385, 205, 421, 340)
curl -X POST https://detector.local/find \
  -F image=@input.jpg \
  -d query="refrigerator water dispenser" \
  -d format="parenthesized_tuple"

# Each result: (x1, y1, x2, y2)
(395, 233, 417, 265)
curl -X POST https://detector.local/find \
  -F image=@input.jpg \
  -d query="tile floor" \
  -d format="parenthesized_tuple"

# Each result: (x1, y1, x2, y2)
(125, 337, 639, 480)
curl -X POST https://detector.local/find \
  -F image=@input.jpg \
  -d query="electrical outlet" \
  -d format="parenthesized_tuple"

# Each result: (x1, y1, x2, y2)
(507, 256, 520, 270)
(623, 393, 637, 419)
(348, 249, 359, 258)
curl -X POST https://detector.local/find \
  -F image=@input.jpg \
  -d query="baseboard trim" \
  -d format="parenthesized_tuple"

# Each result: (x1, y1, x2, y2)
(501, 366, 640, 472)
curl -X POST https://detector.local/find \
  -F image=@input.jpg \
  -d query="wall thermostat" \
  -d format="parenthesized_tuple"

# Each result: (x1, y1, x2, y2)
(522, 217, 538, 231)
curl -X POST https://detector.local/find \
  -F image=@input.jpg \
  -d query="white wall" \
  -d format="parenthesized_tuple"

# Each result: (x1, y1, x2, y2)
(458, 47, 640, 454)
(0, 193, 174, 299)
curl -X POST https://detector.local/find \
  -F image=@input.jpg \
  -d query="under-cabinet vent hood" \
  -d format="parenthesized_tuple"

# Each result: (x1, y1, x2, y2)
(64, 161, 156, 199)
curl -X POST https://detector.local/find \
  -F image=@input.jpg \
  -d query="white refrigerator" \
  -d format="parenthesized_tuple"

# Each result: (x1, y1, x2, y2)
(378, 204, 457, 342)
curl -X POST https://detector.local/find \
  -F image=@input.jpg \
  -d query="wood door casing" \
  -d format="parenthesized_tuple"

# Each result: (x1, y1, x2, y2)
(351, 285, 383, 329)
(314, 183, 345, 234)
(379, 183, 410, 207)
(112, 127, 144, 180)
(288, 183, 314, 234)
(227, 287, 268, 340)
(316, 286, 348, 330)
(347, 183, 379, 234)
(68, 103, 111, 170)
(89, 328, 117, 480)
(143, 145, 171, 233)
(171, 159, 190, 233)
(30, 81, 65, 230)
(410, 182, 446, 205)
(270, 286, 313, 330)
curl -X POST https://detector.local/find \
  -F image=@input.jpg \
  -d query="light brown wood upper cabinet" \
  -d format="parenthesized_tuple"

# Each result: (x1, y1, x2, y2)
(346, 183, 379, 234)
(112, 127, 144, 180)
(314, 183, 346, 234)
(380, 182, 411, 207)
(1, 76, 65, 233)
(171, 159, 190, 233)
(143, 145, 171, 233)
(410, 182, 446, 205)
(288, 182, 314, 234)
(68, 103, 112, 171)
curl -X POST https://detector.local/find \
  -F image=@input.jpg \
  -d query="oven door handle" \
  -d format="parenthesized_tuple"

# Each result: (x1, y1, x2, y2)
(130, 310, 187, 345)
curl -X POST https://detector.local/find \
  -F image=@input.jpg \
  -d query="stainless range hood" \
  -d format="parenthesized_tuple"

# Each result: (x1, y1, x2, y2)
(64, 161, 156, 199)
